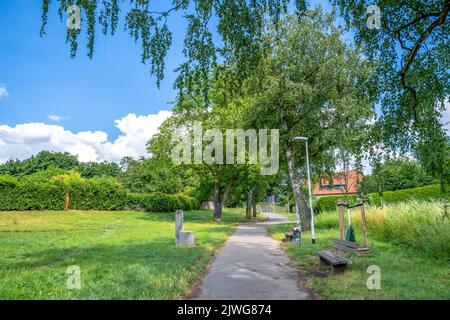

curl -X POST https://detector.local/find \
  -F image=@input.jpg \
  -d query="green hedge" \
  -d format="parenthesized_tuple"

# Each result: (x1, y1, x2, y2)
(368, 184, 442, 206)
(127, 192, 199, 212)
(0, 175, 126, 211)
(315, 194, 358, 213)
(65, 176, 127, 210)
(0, 175, 66, 210)
(0, 175, 199, 212)
(315, 184, 444, 213)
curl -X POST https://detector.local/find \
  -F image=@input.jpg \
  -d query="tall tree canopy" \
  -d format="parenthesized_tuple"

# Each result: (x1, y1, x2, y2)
(331, 1, 450, 189)
(246, 10, 376, 229)
(40, 0, 306, 92)
(360, 159, 436, 194)
(146, 69, 271, 220)
(332, 0, 449, 139)
(118, 156, 191, 194)
(0, 151, 120, 179)
(0, 151, 79, 176)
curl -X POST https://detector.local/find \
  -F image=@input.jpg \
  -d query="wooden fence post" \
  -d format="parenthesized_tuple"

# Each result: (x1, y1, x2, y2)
(337, 199, 345, 240)
(64, 192, 70, 211)
(360, 199, 369, 248)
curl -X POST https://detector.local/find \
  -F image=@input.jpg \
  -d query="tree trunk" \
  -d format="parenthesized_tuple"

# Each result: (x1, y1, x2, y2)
(252, 188, 257, 218)
(213, 171, 235, 221)
(280, 105, 310, 230)
(213, 181, 222, 221)
(246, 189, 252, 220)
(221, 183, 232, 208)
(286, 143, 310, 230)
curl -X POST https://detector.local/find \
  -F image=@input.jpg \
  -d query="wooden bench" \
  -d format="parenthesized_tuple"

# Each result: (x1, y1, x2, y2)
(317, 250, 352, 274)
(332, 239, 370, 254)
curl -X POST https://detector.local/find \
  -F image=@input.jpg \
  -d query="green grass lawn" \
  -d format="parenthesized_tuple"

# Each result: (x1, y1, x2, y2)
(0, 209, 245, 299)
(268, 224, 450, 300)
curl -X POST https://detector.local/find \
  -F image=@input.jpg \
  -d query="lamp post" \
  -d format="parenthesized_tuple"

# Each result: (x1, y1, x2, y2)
(293, 136, 316, 244)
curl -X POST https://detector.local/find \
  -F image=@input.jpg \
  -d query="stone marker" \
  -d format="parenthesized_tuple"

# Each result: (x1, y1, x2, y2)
(178, 231, 195, 247)
(175, 210, 195, 247)
(175, 210, 183, 245)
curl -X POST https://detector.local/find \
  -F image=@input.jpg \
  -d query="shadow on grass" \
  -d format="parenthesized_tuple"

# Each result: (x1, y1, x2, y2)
(1, 241, 211, 299)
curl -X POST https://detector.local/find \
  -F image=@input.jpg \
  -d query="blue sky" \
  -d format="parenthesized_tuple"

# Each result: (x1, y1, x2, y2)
(0, 0, 186, 138)
(0, 0, 343, 163)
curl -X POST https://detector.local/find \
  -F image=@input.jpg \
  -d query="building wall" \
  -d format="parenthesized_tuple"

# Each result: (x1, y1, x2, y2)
(313, 171, 361, 196)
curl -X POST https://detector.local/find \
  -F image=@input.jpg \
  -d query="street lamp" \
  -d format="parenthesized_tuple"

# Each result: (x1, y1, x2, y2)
(293, 136, 316, 244)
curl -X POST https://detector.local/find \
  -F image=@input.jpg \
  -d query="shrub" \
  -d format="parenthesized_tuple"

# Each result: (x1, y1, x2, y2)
(0, 174, 126, 211)
(0, 175, 65, 210)
(66, 176, 127, 210)
(187, 196, 200, 211)
(368, 184, 442, 206)
(0, 173, 200, 213)
(127, 193, 149, 211)
(315, 184, 445, 213)
(315, 194, 358, 213)
(127, 192, 199, 212)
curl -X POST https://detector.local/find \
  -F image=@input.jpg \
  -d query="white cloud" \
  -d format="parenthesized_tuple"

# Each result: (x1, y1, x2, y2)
(0, 84, 9, 99)
(0, 110, 172, 164)
(48, 115, 66, 122)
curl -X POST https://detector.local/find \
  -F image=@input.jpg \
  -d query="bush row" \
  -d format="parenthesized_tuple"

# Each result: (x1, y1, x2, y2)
(0, 175, 66, 210)
(368, 184, 443, 206)
(0, 175, 199, 212)
(127, 193, 199, 212)
(315, 184, 444, 212)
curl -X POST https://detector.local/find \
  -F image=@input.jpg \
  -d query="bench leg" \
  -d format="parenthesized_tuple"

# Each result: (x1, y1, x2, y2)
(332, 264, 347, 275)
(319, 257, 328, 268)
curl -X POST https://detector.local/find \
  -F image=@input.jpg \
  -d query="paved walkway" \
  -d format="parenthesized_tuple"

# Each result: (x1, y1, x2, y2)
(194, 213, 312, 300)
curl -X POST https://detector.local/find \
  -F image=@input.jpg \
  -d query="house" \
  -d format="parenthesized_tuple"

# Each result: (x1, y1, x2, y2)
(313, 171, 361, 197)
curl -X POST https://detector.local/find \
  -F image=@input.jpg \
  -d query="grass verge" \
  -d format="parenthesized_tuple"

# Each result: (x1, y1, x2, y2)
(268, 201, 450, 300)
(0, 208, 244, 299)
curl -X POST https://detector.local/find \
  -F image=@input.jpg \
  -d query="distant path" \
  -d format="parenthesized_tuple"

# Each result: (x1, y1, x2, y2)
(194, 213, 312, 300)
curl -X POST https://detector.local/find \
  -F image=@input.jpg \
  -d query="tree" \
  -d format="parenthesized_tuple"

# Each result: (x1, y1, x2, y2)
(146, 63, 276, 220)
(118, 157, 186, 194)
(360, 159, 436, 194)
(331, 0, 450, 186)
(415, 131, 450, 192)
(246, 10, 375, 230)
(79, 161, 120, 178)
(40, 0, 306, 93)
(0, 151, 79, 176)
(332, 0, 449, 131)
(227, 164, 269, 219)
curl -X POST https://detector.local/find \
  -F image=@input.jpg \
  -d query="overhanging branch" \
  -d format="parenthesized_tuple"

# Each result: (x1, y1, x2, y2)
(397, 0, 450, 125)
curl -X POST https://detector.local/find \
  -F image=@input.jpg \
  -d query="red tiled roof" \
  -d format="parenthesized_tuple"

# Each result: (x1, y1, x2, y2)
(313, 171, 361, 196)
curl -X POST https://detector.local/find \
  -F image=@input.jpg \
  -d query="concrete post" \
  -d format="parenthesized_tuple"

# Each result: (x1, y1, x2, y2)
(175, 210, 183, 245)
(178, 231, 195, 247)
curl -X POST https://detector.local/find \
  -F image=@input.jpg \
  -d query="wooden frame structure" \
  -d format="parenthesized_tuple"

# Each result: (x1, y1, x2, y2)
(337, 198, 369, 250)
